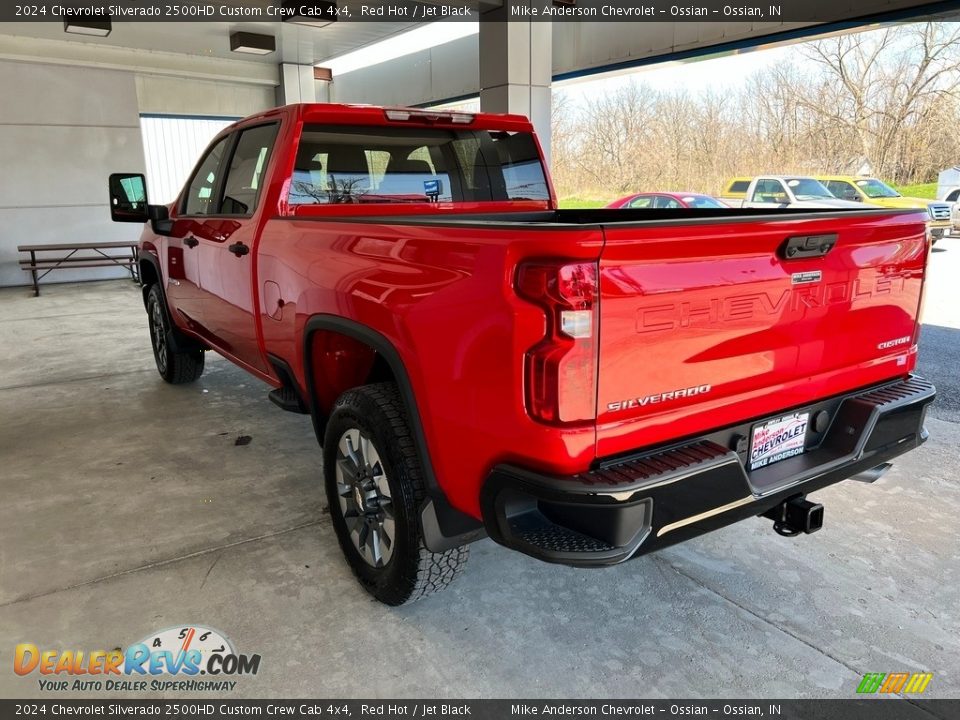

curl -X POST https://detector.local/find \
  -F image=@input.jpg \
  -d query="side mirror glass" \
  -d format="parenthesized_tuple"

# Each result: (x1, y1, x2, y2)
(109, 173, 149, 223)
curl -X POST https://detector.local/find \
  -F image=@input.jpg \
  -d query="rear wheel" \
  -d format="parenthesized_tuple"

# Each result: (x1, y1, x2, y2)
(323, 383, 468, 605)
(146, 284, 204, 384)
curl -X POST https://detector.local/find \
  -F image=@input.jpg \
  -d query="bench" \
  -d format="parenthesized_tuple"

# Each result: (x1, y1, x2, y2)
(18, 241, 140, 297)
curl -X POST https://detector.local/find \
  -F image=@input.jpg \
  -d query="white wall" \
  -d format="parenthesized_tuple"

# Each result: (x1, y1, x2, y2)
(0, 60, 146, 288)
(0, 60, 277, 289)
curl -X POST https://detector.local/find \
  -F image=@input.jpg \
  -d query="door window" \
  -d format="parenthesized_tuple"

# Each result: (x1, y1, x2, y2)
(182, 136, 230, 216)
(751, 179, 787, 203)
(826, 181, 858, 201)
(221, 124, 279, 216)
(654, 196, 683, 209)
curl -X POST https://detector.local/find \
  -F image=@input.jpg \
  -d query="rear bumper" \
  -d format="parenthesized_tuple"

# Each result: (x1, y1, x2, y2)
(480, 375, 935, 567)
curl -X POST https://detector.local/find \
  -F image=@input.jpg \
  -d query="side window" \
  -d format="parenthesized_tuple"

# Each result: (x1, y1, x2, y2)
(183, 136, 230, 216)
(221, 124, 279, 216)
(752, 179, 786, 203)
(750, 180, 769, 202)
(628, 196, 654, 208)
(769, 181, 788, 202)
(291, 148, 329, 204)
(828, 181, 856, 200)
(489, 132, 550, 201)
(287, 126, 549, 206)
(729, 180, 750, 193)
(946, 190, 960, 202)
(655, 196, 682, 209)
(374, 147, 449, 201)
(289, 138, 372, 205)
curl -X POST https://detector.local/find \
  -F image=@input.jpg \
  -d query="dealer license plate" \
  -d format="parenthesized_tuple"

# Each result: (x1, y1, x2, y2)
(749, 412, 809, 471)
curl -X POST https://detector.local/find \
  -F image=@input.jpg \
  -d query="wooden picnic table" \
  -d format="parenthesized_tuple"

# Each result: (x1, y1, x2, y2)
(18, 241, 140, 297)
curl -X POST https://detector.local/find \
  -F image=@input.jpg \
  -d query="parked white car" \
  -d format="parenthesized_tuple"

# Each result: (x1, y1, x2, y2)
(722, 176, 864, 210)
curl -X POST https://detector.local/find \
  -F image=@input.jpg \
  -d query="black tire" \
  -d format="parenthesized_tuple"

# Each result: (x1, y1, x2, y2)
(323, 382, 468, 605)
(145, 284, 205, 385)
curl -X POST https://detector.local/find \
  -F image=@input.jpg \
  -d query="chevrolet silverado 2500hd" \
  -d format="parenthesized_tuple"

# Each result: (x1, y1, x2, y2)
(108, 104, 936, 605)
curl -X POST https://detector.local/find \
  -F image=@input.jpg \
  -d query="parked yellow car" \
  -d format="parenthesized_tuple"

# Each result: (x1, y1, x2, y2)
(816, 176, 951, 241)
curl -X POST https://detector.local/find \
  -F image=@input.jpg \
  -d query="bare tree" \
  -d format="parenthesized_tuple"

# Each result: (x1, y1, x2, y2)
(801, 22, 960, 180)
(549, 22, 960, 201)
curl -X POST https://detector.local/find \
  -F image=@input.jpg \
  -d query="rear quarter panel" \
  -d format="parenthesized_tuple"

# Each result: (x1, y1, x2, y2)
(257, 219, 604, 518)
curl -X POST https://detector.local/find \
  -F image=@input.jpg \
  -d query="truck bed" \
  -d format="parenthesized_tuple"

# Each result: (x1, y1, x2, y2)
(306, 207, 920, 227)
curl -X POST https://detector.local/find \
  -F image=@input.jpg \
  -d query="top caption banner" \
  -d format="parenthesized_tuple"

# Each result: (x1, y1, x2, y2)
(5, 0, 957, 23)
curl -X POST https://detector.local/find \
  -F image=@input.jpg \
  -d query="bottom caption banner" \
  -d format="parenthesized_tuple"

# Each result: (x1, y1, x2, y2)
(5, 701, 960, 719)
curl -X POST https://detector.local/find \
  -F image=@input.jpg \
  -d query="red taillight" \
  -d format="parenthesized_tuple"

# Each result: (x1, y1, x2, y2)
(516, 261, 599, 424)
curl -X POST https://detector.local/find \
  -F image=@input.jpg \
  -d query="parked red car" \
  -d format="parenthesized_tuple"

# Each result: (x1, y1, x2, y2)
(608, 192, 729, 209)
(108, 104, 934, 605)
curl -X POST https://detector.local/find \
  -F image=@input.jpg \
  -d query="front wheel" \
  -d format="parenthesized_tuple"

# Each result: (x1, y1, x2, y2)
(323, 383, 468, 605)
(146, 284, 204, 384)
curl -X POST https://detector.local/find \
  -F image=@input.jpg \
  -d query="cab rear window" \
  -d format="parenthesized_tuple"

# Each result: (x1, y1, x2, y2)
(289, 126, 550, 205)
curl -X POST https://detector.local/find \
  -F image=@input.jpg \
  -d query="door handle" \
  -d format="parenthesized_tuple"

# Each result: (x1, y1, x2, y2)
(228, 242, 250, 257)
(183, 236, 199, 249)
(781, 234, 837, 259)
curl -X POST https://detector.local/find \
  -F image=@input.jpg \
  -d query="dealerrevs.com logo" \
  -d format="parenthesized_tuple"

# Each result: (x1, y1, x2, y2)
(14, 625, 260, 692)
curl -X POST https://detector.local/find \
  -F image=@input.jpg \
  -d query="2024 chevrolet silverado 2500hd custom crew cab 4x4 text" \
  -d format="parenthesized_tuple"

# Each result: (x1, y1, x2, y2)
(108, 104, 936, 605)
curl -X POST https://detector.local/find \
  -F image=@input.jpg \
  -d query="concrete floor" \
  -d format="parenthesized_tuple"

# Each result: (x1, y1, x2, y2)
(1, 239, 959, 699)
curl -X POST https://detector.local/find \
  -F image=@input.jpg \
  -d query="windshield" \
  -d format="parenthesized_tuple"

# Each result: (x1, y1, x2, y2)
(684, 195, 726, 209)
(289, 125, 550, 205)
(786, 178, 834, 200)
(855, 178, 901, 199)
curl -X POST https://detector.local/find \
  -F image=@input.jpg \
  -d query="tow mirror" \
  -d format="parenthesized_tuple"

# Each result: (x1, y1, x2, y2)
(109, 173, 172, 235)
(109, 173, 149, 223)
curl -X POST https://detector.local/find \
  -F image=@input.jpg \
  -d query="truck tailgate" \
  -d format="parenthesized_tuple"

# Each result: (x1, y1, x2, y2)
(596, 211, 928, 459)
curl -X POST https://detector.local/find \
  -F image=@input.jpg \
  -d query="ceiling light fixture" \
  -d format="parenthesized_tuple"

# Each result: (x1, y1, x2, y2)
(63, 18, 112, 37)
(230, 32, 276, 55)
(281, 0, 338, 28)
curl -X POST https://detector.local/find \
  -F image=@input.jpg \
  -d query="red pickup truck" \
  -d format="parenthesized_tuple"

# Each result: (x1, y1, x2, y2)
(109, 103, 935, 605)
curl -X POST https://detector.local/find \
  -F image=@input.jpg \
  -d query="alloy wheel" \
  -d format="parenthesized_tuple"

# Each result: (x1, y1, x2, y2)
(149, 297, 168, 375)
(334, 428, 396, 567)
